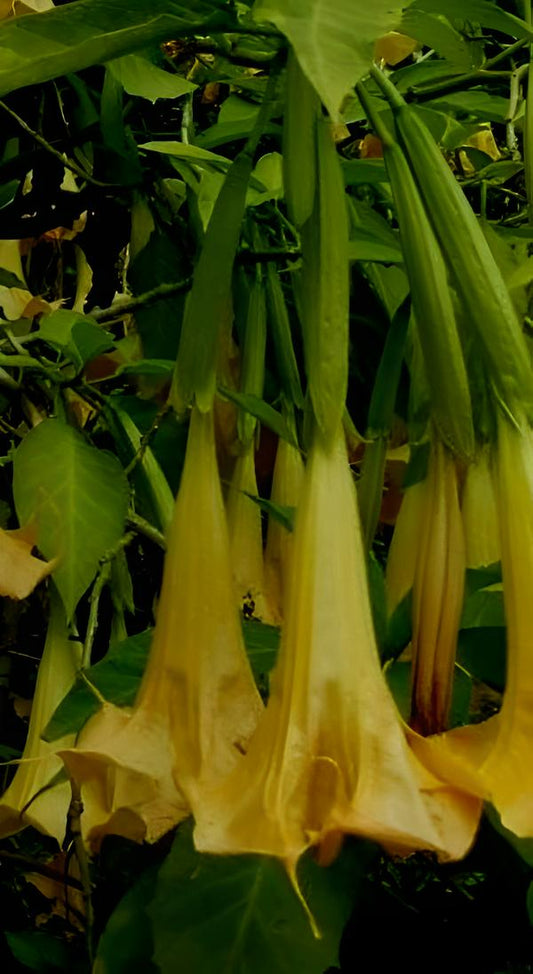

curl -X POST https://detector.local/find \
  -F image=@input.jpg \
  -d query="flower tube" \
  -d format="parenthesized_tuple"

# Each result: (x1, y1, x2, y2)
(226, 439, 275, 623)
(193, 425, 480, 878)
(61, 407, 263, 847)
(461, 446, 500, 569)
(264, 435, 305, 624)
(0, 592, 80, 844)
(386, 438, 466, 735)
(409, 415, 533, 837)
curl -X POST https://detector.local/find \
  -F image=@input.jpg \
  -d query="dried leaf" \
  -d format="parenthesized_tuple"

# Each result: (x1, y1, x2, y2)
(0, 523, 56, 600)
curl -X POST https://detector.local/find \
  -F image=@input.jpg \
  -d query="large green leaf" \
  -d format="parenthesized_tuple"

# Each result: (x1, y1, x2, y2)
(94, 864, 160, 974)
(148, 821, 372, 974)
(0, 0, 230, 98)
(406, 0, 531, 40)
(13, 419, 129, 619)
(252, 0, 405, 119)
(107, 53, 196, 102)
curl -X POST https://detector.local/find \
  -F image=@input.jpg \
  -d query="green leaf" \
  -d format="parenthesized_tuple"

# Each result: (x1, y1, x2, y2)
(13, 419, 129, 620)
(37, 310, 115, 367)
(104, 400, 175, 532)
(117, 359, 175, 377)
(460, 584, 505, 629)
(348, 228, 403, 264)
(387, 660, 472, 727)
(197, 119, 282, 151)
(0, 0, 230, 98)
(342, 159, 387, 186)
(242, 618, 280, 685)
(44, 628, 153, 741)
(244, 493, 295, 533)
(0, 179, 20, 211)
(407, 0, 531, 39)
(486, 805, 533, 867)
(108, 53, 196, 102)
(464, 563, 501, 598)
(6, 931, 70, 972)
(148, 820, 370, 974)
(465, 160, 524, 186)
(218, 388, 299, 446)
(140, 141, 231, 169)
(253, 0, 403, 120)
(0, 266, 26, 289)
(384, 589, 412, 662)
(127, 226, 190, 360)
(457, 627, 506, 692)
(367, 552, 387, 652)
(94, 864, 159, 974)
(400, 8, 475, 71)
(429, 91, 511, 124)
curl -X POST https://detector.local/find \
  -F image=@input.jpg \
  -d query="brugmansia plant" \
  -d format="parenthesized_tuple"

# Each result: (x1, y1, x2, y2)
(2, 0, 533, 970)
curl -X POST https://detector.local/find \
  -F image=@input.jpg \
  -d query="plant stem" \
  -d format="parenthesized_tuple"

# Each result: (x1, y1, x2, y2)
(66, 779, 94, 962)
(127, 512, 167, 549)
(90, 278, 193, 324)
(0, 100, 116, 189)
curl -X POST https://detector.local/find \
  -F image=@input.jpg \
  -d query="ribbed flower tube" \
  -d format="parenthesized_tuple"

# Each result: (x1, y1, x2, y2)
(409, 416, 533, 837)
(386, 438, 466, 735)
(461, 446, 500, 569)
(226, 439, 274, 623)
(193, 424, 480, 879)
(264, 436, 305, 623)
(0, 592, 80, 844)
(61, 407, 263, 847)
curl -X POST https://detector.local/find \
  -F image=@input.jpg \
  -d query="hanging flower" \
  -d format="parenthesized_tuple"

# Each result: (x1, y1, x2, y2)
(61, 407, 263, 847)
(193, 425, 481, 880)
(0, 593, 80, 844)
(409, 415, 533, 838)
(386, 437, 466, 735)
(461, 445, 500, 569)
(226, 438, 275, 623)
(264, 435, 304, 623)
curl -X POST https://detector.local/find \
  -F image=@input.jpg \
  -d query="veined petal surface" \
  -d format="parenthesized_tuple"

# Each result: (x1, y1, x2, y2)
(194, 425, 480, 872)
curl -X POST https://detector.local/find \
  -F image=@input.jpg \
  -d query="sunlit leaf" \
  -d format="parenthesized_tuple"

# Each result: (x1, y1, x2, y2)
(13, 419, 129, 619)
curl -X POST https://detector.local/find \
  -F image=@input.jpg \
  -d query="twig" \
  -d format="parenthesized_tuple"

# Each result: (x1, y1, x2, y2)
(90, 278, 192, 324)
(0, 99, 116, 190)
(127, 512, 167, 550)
(66, 779, 94, 961)
(82, 562, 111, 669)
(506, 64, 527, 159)
(124, 402, 171, 477)
(0, 848, 83, 890)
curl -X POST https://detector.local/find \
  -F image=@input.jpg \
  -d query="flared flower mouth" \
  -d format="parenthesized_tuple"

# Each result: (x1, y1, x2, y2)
(60, 407, 263, 846)
(192, 423, 480, 875)
(408, 414, 533, 838)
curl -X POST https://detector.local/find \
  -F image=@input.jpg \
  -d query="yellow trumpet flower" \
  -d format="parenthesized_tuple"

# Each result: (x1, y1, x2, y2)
(193, 425, 480, 879)
(226, 439, 275, 623)
(0, 592, 80, 844)
(409, 415, 533, 837)
(386, 437, 466, 735)
(61, 407, 263, 847)
(461, 446, 500, 569)
(264, 436, 304, 623)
